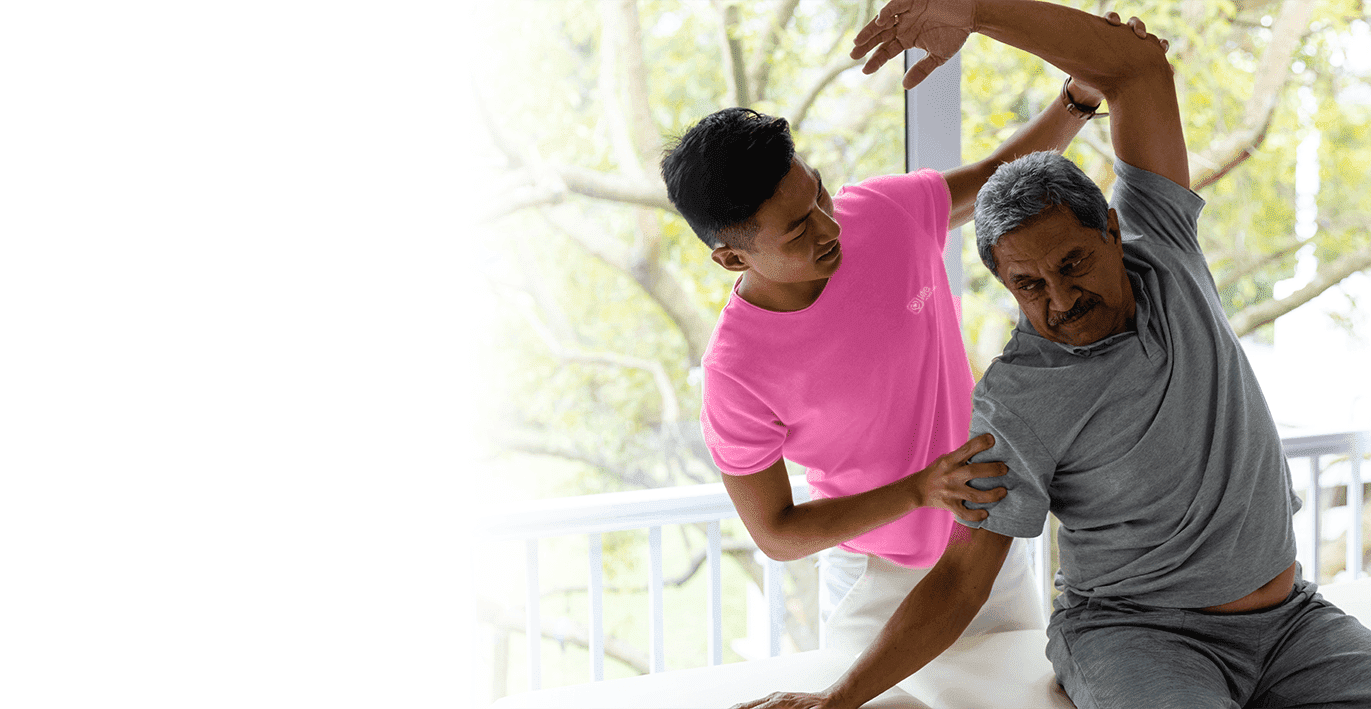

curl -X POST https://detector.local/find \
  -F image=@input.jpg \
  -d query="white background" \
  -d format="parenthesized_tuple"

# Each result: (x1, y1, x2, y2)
(2, 2, 479, 706)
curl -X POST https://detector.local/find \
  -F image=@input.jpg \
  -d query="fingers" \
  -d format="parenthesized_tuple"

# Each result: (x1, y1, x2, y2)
(960, 461, 1008, 479)
(852, 18, 885, 54)
(874, 4, 899, 29)
(860, 36, 905, 75)
(853, 3, 900, 52)
(1103, 11, 1144, 36)
(902, 55, 942, 90)
(956, 479, 1008, 504)
(1126, 16, 1169, 51)
(949, 484, 1005, 521)
(1105, 11, 1171, 52)
(953, 506, 990, 523)
(973, 486, 1010, 504)
(1126, 16, 1146, 38)
(954, 432, 997, 461)
(854, 26, 895, 65)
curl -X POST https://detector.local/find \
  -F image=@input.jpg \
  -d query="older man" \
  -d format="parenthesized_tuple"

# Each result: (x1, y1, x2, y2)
(731, 1, 1371, 708)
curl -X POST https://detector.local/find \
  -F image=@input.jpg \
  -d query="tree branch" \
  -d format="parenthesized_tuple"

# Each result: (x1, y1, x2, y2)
(747, 0, 803, 104)
(1192, 0, 1318, 189)
(1213, 237, 1306, 293)
(541, 208, 630, 269)
(612, 0, 659, 165)
(1228, 245, 1371, 336)
(515, 296, 682, 424)
(479, 85, 674, 213)
(555, 163, 675, 211)
(478, 596, 651, 675)
(786, 56, 865, 131)
(480, 179, 565, 223)
(600, 0, 658, 178)
(715, 0, 751, 107)
(1194, 129, 1269, 191)
(542, 208, 715, 364)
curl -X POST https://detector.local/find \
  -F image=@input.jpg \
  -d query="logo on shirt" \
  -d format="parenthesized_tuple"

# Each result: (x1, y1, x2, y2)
(907, 286, 935, 314)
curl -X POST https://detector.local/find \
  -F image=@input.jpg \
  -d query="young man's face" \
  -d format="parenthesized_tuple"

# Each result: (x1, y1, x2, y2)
(992, 205, 1135, 347)
(711, 156, 842, 298)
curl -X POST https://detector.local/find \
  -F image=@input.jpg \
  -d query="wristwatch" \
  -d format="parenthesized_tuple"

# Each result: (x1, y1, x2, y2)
(1061, 77, 1108, 120)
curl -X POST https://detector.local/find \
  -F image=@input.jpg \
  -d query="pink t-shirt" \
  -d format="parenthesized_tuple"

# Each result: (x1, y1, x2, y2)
(701, 169, 973, 568)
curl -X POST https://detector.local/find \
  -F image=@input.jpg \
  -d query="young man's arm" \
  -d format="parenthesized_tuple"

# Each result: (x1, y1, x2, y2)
(723, 434, 1007, 562)
(729, 526, 1015, 709)
(854, 0, 1187, 188)
(942, 76, 1102, 228)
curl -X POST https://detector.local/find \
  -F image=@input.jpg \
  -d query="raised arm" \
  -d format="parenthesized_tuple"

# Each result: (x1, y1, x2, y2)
(941, 15, 1166, 226)
(853, 0, 1188, 188)
(724, 435, 1008, 561)
(942, 77, 1101, 228)
(730, 526, 1015, 709)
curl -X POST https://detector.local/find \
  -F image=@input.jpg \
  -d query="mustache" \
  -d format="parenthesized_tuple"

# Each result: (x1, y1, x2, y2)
(1049, 296, 1100, 327)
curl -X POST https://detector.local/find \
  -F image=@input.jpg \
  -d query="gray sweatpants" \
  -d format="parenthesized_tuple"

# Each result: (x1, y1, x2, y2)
(1046, 577, 1371, 708)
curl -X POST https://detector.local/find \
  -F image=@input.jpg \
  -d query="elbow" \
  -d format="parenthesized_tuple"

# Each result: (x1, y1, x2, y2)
(754, 538, 808, 563)
(748, 507, 815, 562)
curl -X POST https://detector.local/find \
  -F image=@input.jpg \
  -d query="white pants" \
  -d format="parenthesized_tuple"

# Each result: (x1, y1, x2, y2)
(818, 538, 1045, 656)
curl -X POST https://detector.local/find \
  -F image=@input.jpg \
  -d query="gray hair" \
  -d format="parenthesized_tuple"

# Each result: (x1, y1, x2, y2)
(973, 151, 1110, 279)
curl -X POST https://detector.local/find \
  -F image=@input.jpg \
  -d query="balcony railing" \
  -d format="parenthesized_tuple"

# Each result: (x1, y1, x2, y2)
(482, 430, 1368, 694)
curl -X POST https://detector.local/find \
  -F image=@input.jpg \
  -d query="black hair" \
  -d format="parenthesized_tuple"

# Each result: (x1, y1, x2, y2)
(660, 107, 796, 250)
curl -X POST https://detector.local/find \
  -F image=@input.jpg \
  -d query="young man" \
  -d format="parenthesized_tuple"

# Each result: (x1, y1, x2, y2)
(729, 1, 1371, 707)
(659, 11, 1156, 659)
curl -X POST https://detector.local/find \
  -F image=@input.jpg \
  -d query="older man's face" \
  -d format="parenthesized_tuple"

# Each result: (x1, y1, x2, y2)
(992, 205, 1135, 347)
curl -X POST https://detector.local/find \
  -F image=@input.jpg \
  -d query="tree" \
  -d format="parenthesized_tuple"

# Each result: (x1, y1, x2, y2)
(470, 0, 1371, 693)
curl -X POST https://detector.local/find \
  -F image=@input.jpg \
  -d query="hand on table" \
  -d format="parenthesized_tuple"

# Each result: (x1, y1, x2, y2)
(730, 690, 838, 709)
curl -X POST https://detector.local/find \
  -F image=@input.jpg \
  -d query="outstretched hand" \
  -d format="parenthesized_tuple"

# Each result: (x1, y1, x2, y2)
(850, 0, 977, 90)
(852, 2, 1173, 92)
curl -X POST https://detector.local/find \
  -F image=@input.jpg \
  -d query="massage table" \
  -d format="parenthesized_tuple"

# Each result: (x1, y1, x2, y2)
(489, 576, 1371, 708)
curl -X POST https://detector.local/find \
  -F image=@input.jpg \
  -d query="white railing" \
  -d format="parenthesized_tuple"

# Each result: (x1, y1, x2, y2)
(484, 477, 810, 689)
(1284, 430, 1367, 582)
(483, 431, 1368, 693)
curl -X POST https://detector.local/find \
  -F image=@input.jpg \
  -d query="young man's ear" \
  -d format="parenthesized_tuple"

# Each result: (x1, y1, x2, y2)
(711, 246, 750, 272)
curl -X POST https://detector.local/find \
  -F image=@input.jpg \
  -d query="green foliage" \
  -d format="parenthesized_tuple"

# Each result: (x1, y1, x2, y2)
(478, 0, 1371, 476)
(475, 2, 1371, 691)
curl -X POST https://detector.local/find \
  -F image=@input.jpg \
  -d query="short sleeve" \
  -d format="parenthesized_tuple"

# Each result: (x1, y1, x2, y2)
(957, 390, 1056, 538)
(1111, 160, 1205, 254)
(700, 365, 786, 475)
(838, 168, 951, 249)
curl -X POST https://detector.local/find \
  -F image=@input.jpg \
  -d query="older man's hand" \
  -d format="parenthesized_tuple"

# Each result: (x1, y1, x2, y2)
(729, 690, 839, 709)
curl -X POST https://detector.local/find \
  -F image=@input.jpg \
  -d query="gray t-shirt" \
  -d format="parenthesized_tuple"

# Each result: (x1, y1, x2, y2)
(960, 160, 1299, 609)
